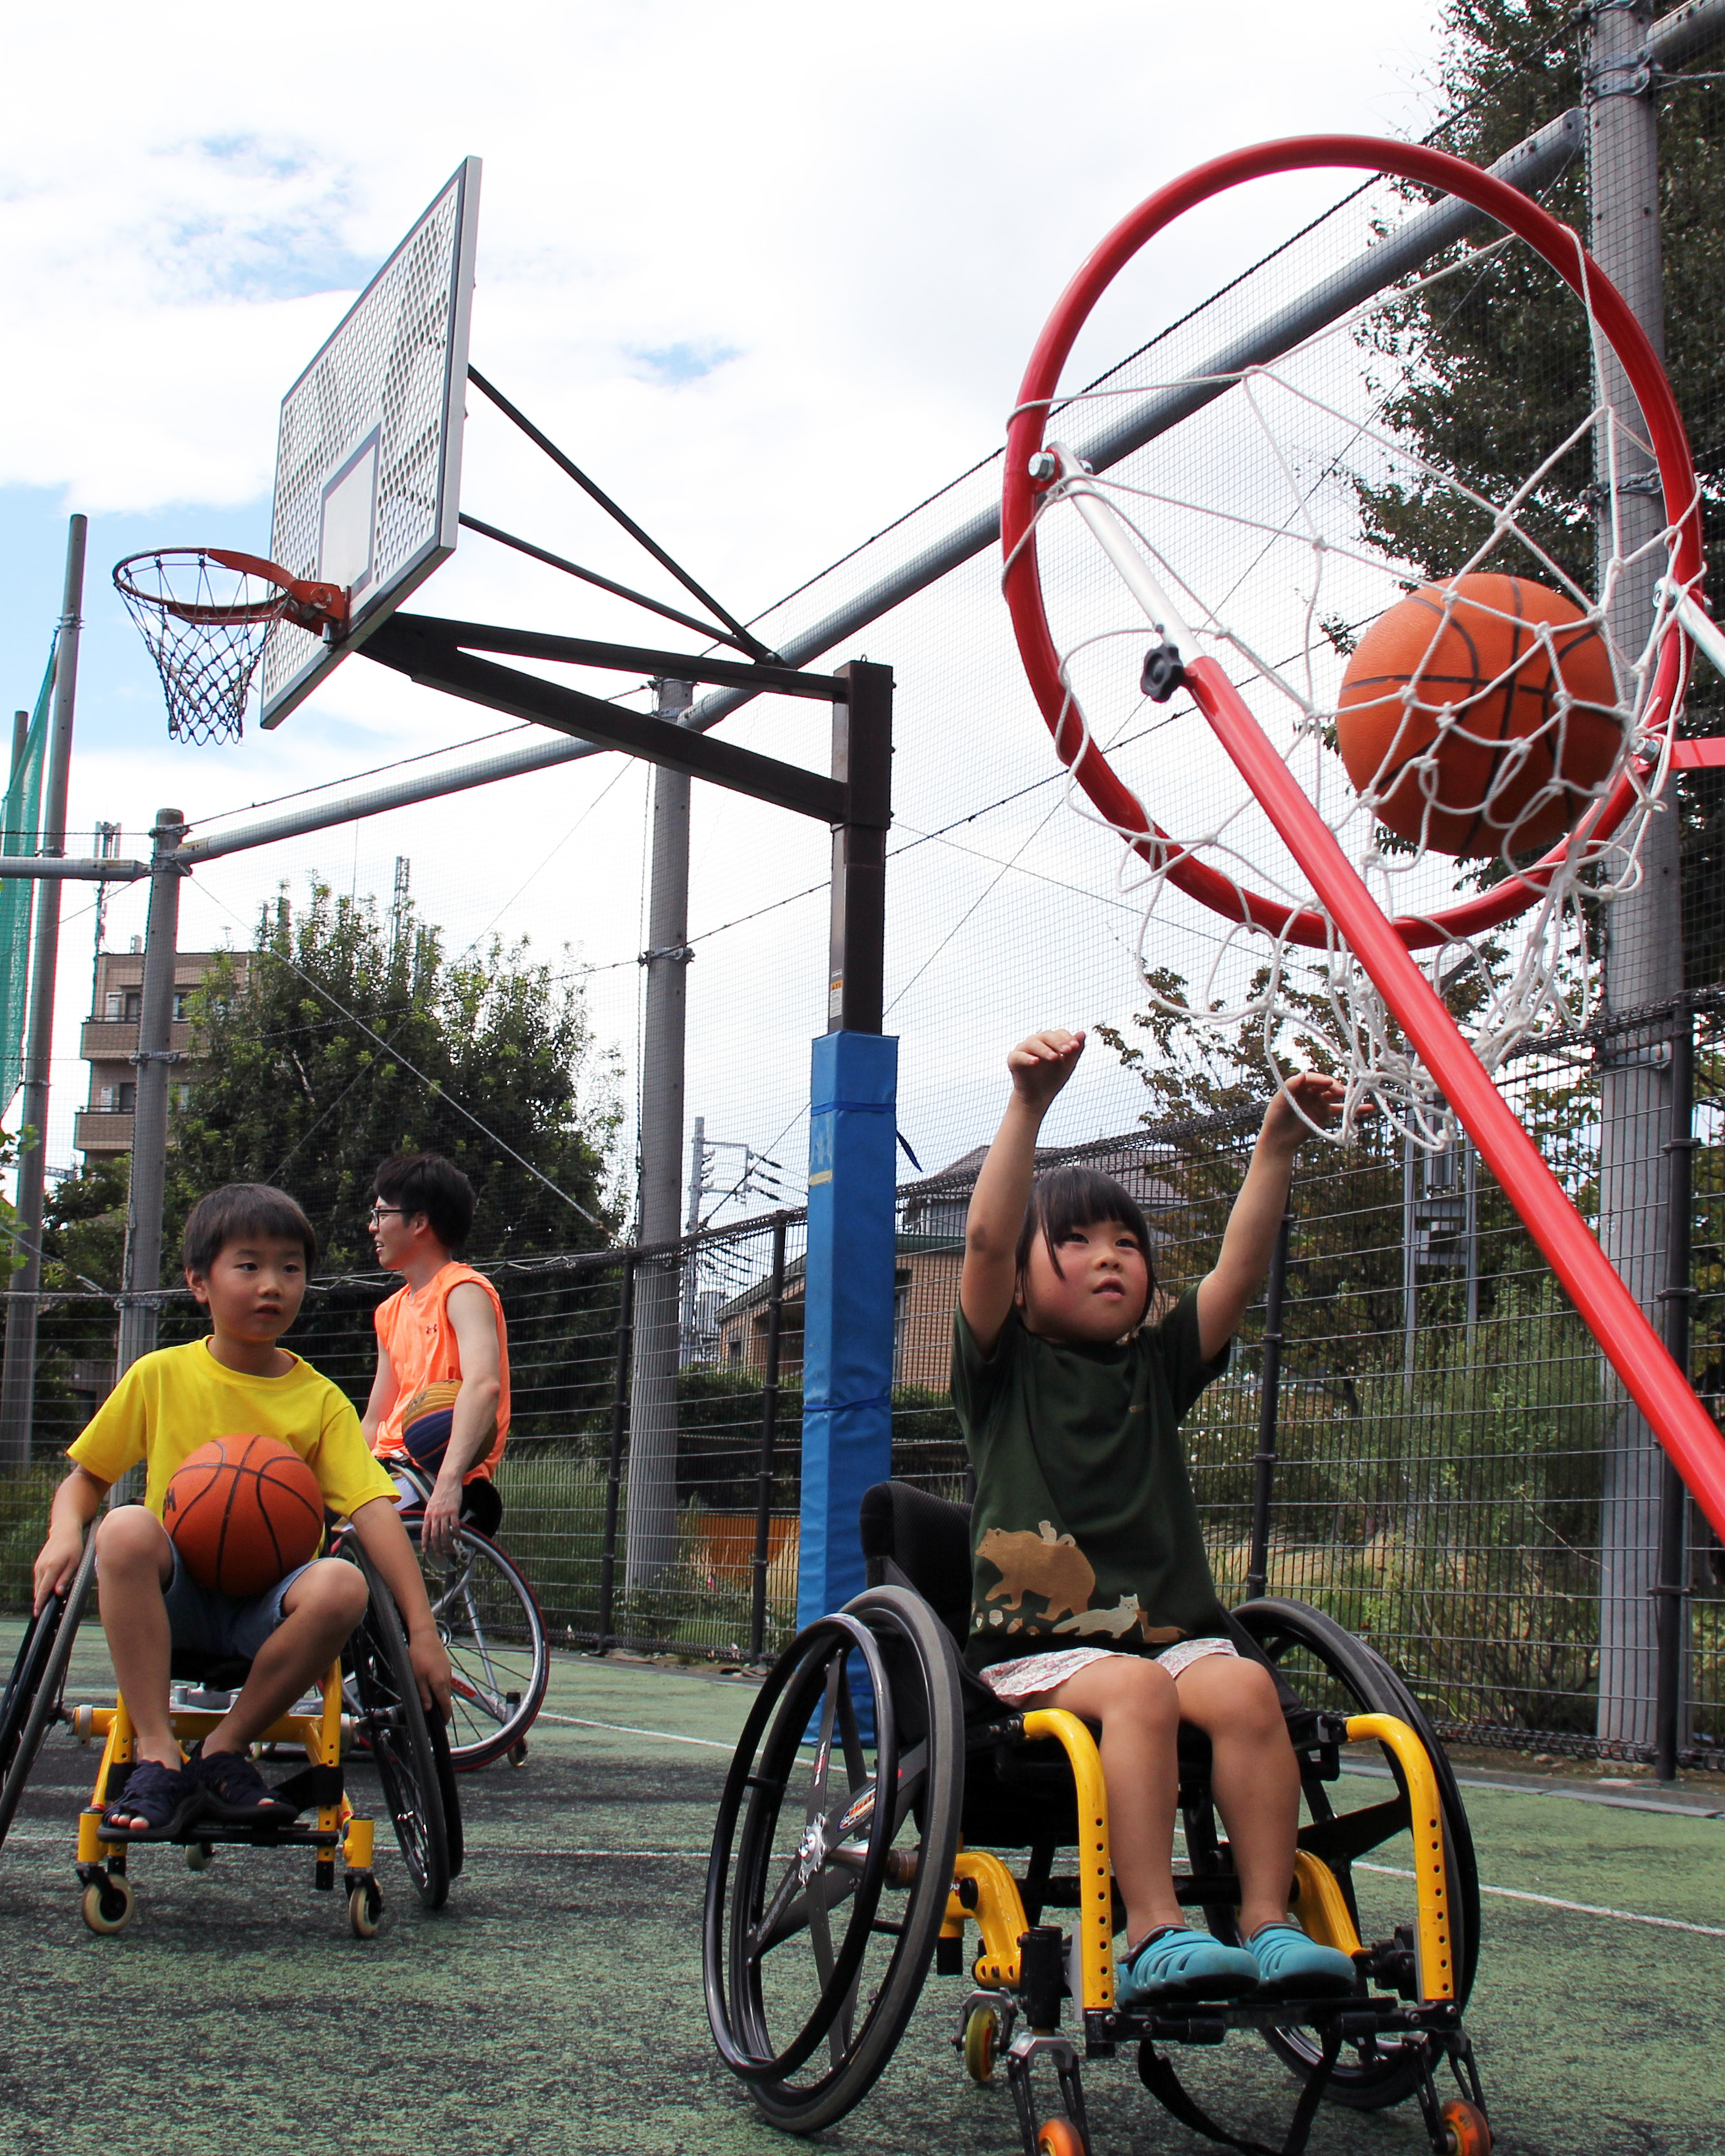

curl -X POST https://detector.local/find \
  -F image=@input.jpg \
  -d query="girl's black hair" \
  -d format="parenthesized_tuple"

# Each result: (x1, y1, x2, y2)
(182, 1183, 317, 1276)
(1015, 1165, 1156, 1324)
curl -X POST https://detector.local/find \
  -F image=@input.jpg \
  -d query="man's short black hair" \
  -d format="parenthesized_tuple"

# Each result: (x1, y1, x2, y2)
(373, 1151, 475, 1252)
(1014, 1164, 1156, 1327)
(182, 1183, 317, 1277)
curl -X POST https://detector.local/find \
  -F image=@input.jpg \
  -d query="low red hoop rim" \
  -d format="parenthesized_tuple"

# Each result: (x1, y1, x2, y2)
(112, 547, 348, 631)
(1001, 134, 1706, 954)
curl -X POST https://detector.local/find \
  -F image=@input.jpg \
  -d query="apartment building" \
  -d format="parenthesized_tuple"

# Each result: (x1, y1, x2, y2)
(75, 947, 247, 1157)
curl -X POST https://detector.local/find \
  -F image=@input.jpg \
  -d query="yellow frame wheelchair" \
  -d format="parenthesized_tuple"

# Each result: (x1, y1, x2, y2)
(704, 1483, 1491, 2156)
(0, 1535, 461, 1937)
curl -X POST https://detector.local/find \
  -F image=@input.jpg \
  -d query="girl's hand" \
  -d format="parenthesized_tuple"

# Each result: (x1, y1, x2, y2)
(1008, 1029, 1084, 1112)
(1264, 1070, 1348, 1144)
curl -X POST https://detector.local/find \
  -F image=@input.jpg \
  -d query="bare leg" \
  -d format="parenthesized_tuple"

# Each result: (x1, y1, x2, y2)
(1037, 1655, 1183, 1946)
(95, 1508, 182, 1827)
(202, 1559, 370, 1757)
(1173, 1655, 1300, 1937)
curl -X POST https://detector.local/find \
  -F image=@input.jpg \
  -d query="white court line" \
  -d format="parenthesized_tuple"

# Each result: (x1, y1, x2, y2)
(1356, 1861, 1725, 1938)
(538, 1712, 733, 1751)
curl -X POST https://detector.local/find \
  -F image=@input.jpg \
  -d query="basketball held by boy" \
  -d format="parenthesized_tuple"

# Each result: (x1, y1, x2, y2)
(362, 1153, 510, 1555)
(32, 1184, 454, 1842)
(956, 1027, 1361, 2003)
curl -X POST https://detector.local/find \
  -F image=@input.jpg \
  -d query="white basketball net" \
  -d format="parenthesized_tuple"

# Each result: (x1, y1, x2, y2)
(1013, 236, 1700, 1150)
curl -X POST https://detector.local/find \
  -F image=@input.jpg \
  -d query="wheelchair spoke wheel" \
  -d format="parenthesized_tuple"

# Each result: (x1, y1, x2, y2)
(404, 1518, 548, 1772)
(345, 1544, 454, 1911)
(0, 1538, 94, 1856)
(705, 1585, 963, 2134)
(1230, 1597, 1480, 2109)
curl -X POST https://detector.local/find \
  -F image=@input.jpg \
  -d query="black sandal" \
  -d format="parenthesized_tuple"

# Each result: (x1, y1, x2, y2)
(188, 1746, 302, 1825)
(100, 1757, 200, 1842)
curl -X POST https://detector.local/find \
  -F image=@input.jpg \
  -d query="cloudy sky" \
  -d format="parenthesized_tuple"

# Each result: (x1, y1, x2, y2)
(0, 0, 1449, 1233)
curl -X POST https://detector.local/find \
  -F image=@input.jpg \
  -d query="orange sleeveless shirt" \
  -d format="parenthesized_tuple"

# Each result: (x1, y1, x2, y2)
(373, 1262, 511, 1480)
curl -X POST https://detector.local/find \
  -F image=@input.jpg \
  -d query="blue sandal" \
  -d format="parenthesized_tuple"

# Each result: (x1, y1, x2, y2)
(1249, 1921, 1358, 1997)
(1117, 1925, 1261, 2003)
(100, 1757, 199, 1842)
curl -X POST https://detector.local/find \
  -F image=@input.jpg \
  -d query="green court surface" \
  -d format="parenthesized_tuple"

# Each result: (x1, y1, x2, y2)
(1, 1632, 1722, 2156)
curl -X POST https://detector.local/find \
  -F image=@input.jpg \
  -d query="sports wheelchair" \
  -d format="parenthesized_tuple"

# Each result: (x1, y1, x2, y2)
(704, 1482, 1491, 2156)
(369, 1459, 549, 1771)
(0, 1532, 462, 1936)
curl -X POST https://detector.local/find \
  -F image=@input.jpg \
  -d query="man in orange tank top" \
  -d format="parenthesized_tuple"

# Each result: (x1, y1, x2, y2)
(362, 1153, 510, 1555)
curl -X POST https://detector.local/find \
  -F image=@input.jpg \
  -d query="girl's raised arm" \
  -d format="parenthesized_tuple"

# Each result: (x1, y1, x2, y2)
(960, 1029, 1085, 1353)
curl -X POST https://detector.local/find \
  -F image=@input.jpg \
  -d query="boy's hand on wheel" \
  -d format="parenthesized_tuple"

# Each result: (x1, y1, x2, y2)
(408, 1630, 454, 1722)
(32, 1529, 82, 1615)
(1008, 1028, 1085, 1111)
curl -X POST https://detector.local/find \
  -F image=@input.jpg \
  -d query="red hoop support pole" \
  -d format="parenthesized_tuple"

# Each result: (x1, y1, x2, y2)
(1184, 649, 1725, 1541)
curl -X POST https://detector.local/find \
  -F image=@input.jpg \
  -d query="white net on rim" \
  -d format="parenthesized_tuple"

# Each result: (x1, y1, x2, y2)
(1011, 210, 1699, 1151)
(112, 551, 291, 746)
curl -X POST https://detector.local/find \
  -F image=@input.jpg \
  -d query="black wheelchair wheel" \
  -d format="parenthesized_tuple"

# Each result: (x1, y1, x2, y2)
(404, 1518, 548, 1772)
(705, 1585, 963, 2134)
(0, 1538, 95, 1855)
(345, 1544, 454, 1911)
(1229, 1597, 1480, 2109)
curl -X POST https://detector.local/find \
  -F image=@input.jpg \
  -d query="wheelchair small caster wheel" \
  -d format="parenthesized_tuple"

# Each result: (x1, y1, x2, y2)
(508, 1738, 529, 1768)
(186, 1842, 214, 1872)
(1034, 2120, 1087, 2156)
(962, 2003, 1000, 2085)
(81, 1871, 135, 1935)
(1438, 2098, 1491, 2156)
(348, 1878, 384, 1938)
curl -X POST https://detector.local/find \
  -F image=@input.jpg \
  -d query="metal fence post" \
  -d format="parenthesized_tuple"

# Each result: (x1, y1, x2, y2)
(1654, 1011, 1696, 1779)
(749, 1212, 789, 1662)
(597, 1253, 636, 1653)
(1245, 1209, 1293, 1603)
(114, 808, 187, 1379)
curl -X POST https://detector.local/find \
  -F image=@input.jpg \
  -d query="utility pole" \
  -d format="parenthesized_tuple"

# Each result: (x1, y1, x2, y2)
(625, 677, 693, 1592)
(1588, 0, 1678, 1751)
(0, 516, 86, 1470)
(115, 810, 187, 1379)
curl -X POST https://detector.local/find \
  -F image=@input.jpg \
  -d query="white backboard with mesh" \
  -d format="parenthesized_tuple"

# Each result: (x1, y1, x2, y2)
(260, 157, 481, 727)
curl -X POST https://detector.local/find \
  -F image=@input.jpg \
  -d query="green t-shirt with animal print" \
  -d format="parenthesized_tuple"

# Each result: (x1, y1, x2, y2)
(953, 1289, 1232, 1671)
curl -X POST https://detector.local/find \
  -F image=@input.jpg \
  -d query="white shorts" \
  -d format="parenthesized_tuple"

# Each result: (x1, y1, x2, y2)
(976, 1635, 1237, 1703)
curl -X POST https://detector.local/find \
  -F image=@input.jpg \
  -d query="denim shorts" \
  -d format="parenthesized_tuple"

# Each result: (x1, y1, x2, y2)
(161, 1546, 318, 1662)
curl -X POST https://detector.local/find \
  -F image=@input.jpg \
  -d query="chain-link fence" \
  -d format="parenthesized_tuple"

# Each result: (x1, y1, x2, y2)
(3, 987, 1719, 1766)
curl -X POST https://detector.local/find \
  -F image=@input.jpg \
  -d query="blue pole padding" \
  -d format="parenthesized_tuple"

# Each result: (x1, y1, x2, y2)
(797, 1029, 898, 1630)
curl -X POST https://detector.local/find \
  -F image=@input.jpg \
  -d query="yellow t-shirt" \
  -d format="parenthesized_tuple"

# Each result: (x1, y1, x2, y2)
(67, 1339, 397, 1523)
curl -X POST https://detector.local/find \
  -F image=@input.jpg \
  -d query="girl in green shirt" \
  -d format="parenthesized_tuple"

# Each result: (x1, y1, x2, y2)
(956, 1026, 1358, 2006)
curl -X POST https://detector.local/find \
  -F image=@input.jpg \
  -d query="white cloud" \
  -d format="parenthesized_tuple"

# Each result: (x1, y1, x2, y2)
(3, 0, 1447, 1191)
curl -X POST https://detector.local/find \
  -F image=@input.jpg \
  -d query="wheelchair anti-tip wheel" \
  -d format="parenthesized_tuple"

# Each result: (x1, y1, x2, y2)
(404, 1516, 549, 1772)
(704, 1584, 964, 2133)
(0, 1538, 95, 1857)
(344, 1543, 460, 1909)
(1224, 1597, 1482, 2110)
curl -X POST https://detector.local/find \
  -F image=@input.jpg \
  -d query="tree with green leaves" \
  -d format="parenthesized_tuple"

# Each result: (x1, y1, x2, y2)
(163, 882, 621, 1271)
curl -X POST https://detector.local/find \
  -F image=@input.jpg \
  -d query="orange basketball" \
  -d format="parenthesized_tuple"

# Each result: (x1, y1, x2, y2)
(162, 1433, 325, 1597)
(1335, 573, 1622, 857)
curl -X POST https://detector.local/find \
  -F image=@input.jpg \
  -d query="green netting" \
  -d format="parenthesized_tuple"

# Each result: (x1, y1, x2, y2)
(0, 655, 51, 1110)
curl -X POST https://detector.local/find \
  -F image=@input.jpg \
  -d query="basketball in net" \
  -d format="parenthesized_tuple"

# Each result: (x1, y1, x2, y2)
(112, 549, 346, 747)
(1000, 134, 1704, 1142)
(1334, 573, 1623, 857)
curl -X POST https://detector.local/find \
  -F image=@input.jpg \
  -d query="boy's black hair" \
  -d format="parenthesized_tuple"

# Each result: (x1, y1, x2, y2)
(1015, 1165, 1156, 1325)
(373, 1151, 475, 1253)
(182, 1183, 317, 1276)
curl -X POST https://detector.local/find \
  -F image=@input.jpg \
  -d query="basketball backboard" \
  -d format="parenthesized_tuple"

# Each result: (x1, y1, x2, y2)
(259, 157, 482, 727)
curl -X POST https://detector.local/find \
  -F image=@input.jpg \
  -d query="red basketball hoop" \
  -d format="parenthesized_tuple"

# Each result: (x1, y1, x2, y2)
(113, 549, 348, 745)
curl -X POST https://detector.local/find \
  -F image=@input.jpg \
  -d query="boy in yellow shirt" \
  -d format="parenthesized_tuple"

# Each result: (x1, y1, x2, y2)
(33, 1183, 452, 1839)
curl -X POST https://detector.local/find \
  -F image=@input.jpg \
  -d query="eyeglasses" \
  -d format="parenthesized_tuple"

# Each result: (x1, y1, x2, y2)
(367, 1205, 406, 1227)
